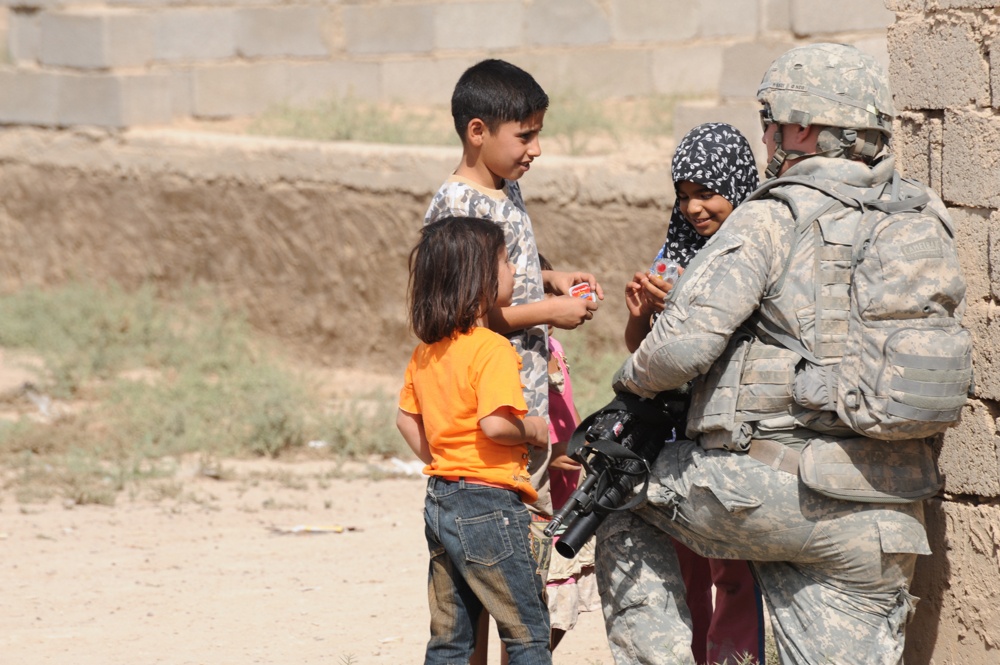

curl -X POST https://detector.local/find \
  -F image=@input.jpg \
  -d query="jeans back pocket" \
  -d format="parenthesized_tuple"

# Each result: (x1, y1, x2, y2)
(456, 510, 514, 566)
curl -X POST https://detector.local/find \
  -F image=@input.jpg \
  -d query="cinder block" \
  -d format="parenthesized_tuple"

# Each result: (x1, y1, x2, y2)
(650, 45, 723, 97)
(380, 57, 476, 105)
(894, 111, 943, 192)
(39, 8, 153, 69)
(191, 62, 288, 118)
(0, 0, 66, 7)
(947, 205, 989, 304)
(942, 110, 1000, 208)
(989, 210, 1000, 303)
(611, 0, 696, 43)
(719, 40, 794, 100)
(850, 36, 889, 74)
(0, 69, 59, 124)
(56, 72, 172, 127)
(884, 0, 925, 10)
(519, 48, 651, 98)
(937, 402, 1000, 496)
(907, 500, 1000, 663)
(235, 7, 330, 59)
(434, 2, 522, 51)
(760, 0, 791, 32)
(698, 0, 758, 38)
(789, 0, 893, 35)
(343, 4, 434, 55)
(672, 100, 767, 169)
(283, 61, 381, 105)
(7, 8, 39, 64)
(926, 0, 997, 7)
(152, 8, 236, 62)
(525, 0, 610, 47)
(888, 18, 988, 110)
(118, 72, 173, 126)
(167, 67, 193, 119)
(322, 5, 345, 55)
(993, 35, 1000, 110)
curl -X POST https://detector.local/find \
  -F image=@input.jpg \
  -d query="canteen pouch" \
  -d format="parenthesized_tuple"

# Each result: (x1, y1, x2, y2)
(799, 437, 941, 503)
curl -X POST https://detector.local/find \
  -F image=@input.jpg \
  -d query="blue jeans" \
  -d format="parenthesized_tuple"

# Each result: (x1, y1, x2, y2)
(423, 476, 551, 665)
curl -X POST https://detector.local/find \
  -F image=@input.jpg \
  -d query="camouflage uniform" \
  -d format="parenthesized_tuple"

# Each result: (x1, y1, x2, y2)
(425, 176, 553, 524)
(599, 154, 937, 665)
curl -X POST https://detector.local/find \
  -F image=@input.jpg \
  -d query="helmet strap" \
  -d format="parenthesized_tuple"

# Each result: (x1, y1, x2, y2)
(764, 126, 786, 179)
(764, 125, 809, 179)
(816, 127, 889, 165)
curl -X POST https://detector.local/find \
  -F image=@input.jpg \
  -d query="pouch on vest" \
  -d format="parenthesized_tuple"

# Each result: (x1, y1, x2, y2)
(799, 438, 941, 503)
(687, 332, 754, 451)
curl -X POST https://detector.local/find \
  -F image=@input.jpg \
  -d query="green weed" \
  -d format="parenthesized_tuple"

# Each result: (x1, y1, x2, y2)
(317, 395, 409, 460)
(245, 93, 684, 156)
(556, 327, 627, 419)
(248, 96, 455, 146)
(543, 91, 620, 155)
(0, 282, 406, 504)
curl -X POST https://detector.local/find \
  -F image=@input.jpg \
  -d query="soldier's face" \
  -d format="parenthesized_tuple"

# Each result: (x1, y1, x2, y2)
(763, 123, 779, 160)
(763, 123, 821, 175)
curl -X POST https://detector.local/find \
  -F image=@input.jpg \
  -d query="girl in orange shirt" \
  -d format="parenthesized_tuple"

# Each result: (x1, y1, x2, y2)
(397, 216, 552, 665)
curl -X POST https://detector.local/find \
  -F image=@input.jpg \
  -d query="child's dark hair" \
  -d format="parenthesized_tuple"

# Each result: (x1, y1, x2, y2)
(408, 217, 506, 344)
(537, 252, 553, 272)
(451, 59, 549, 139)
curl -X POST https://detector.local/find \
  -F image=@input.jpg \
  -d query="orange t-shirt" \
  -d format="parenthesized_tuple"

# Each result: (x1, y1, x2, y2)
(398, 327, 536, 503)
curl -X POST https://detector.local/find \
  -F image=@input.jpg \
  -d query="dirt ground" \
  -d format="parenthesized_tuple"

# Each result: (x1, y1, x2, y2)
(0, 457, 615, 664)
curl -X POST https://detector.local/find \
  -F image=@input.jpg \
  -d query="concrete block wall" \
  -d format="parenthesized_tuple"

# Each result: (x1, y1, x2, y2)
(887, 1, 1000, 663)
(0, 0, 892, 130)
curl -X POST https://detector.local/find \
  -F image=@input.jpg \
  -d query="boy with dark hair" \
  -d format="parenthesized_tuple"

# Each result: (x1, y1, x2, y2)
(424, 58, 602, 661)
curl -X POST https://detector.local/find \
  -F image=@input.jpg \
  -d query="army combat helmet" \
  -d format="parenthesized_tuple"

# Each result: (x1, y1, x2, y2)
(757, 43, 894, 177)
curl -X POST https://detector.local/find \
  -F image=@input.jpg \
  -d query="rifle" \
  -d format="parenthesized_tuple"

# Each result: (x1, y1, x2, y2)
(544, 388, 689, 559)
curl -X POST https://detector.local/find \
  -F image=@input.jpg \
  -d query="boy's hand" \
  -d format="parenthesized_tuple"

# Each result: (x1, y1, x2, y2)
(543, 269, 605, 301)
(523, 416, 550, 448)
(547, 294, 599, 329)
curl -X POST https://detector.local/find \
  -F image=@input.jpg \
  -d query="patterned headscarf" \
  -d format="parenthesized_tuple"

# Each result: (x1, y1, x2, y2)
(652, 122, 760, 268)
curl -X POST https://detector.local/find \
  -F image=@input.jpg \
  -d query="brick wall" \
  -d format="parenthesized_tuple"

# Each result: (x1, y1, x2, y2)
(887, 1, 1000, 663)
(0, 0, 892, 136)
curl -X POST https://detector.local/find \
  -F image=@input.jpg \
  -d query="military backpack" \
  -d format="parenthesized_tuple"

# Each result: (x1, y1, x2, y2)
(748, 172, 973, 441)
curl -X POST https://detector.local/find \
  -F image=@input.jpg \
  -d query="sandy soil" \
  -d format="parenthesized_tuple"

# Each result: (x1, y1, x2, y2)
(0, 458, 614, 664)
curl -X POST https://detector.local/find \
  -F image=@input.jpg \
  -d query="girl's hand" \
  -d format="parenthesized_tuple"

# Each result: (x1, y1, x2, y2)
(548, 441, 582, 471)
(549, 453, 583, 471)
(641, 266, 684, 312)
(626, 271, 654, 318)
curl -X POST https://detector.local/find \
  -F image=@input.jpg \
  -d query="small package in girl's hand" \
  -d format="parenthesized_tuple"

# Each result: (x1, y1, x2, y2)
(568, 282, 597, 302)
(649, 259, 680, 288)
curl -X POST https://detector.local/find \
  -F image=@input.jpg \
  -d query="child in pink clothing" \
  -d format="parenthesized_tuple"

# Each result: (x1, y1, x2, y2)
(540, 254, 601, 652)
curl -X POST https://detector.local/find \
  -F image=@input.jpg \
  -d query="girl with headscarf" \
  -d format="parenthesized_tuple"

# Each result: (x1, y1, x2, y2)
(625, 122, 760, 351)
(622, 122, 766, 665)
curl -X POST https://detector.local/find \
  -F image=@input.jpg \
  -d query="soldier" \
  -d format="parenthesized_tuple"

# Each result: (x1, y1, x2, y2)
(596, 43, 965, 665)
